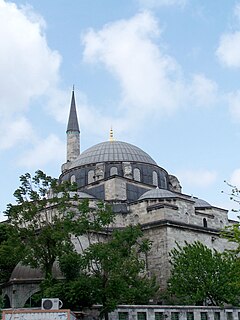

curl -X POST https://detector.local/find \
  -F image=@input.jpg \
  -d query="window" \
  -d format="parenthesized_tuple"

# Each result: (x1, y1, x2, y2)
(88, 170, 94, 184)
(201, 312, 208, 320)
(137, 312, 147, 320)
(238, 312, 240, 320)
(203, 218, 207, 228)
(118, 312, 129, 320)
(159, 171, 167, 188)
(171, 312, 179, 320)
(153, 171, 158, 186)
(133, 168, 141, 182)
(214, 312, 220, 320)
(226, 312, 233, 320)
(187, 312, 194, 320)
(70, 175, 76, 183)
(155, 312, 164, 320)
(110, 166, 118, 176)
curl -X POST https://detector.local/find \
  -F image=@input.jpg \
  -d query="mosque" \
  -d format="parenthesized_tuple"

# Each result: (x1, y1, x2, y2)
(2, 90, 235, 308)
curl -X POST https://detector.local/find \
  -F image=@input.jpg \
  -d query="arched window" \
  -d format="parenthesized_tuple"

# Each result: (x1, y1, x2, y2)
(70, 175, 76, 183)
(152, 171, 158, 186)
(88, 170, 94, 184)
(133, 168, 141, 182)
(203, 218, 207, 228)
(159, 172, 167, 188)
(110, 166, 118, 176)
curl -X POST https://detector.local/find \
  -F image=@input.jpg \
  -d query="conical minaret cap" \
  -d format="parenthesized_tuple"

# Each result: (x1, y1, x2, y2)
(66, 89, 80, 133)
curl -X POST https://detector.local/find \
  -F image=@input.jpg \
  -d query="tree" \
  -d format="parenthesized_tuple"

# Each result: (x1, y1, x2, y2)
(79, 225, 157, 319)
(5, 171, 158, 316)
(0, 223, 23, 285)
(168, 241, 239, 306)
(5, 170, 77, 279)
(44, 222, 157, 318)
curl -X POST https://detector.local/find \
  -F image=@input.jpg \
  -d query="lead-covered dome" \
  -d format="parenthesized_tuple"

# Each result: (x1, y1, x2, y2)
(139, 188, 176, 200)
(69, 141, 157, 168)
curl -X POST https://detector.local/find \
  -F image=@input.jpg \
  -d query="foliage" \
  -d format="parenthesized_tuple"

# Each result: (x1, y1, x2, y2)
(5, 170, 77, 278)
(0, 223, 23, 285)
(77, 225, 157, 319)
(4, 170, 158, 316)
(168, 241, 240, 306)
(44, 224, 157, 318)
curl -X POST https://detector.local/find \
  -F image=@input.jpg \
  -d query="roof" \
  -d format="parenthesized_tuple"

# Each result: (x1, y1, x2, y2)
(10, 262, 62, 281)
(139, 188, 176, 200)
(66, 90, 80, 133)
(69, 140, 157, 168)
(194, 198, 212, 208)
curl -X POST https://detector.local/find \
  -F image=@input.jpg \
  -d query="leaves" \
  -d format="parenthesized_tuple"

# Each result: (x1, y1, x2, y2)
(4, 171, 77, 278)
(168, 241, 240, 306)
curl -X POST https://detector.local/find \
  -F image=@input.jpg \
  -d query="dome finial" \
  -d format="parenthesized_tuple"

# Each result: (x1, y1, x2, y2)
(109, 127, 114, 142)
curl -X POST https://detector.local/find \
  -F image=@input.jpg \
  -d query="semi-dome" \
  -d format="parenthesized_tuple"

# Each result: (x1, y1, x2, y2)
(139, 188, 176, 200)
(10, 262, 63, 281)
(194, 198, 211, 208)
(69, 140, 157, 168)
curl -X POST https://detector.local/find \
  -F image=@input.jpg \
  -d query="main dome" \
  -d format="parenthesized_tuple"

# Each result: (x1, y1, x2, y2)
(69, 141, 157, 168)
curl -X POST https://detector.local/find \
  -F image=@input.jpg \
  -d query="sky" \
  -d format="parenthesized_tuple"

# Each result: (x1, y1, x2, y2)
(1, 0, 240, 221)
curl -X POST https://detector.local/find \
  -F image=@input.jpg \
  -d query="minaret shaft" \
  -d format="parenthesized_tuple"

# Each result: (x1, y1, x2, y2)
(66, 89, 80, 162)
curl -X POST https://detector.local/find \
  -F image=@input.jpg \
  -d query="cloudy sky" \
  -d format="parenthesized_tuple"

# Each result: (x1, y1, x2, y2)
(1, 0, 240, 220)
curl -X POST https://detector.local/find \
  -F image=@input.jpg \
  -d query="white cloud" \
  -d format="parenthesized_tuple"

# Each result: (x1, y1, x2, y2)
(216, 31, 240, 68)
(0, 0, 61, 115)
(0, 116, 34, 150)
(234, 2, 240, 21)
(177, 169, 217, 188)
(82, 12, 186, 117)
(138, 0, 187, 8)
(18, 134, 65, 168)
(230, 169, 240, 188)
(228, 90, 240, 121)
(189, 74, 218, 107)
(0, 0, 62, 154)
(82, 11, 219, 125)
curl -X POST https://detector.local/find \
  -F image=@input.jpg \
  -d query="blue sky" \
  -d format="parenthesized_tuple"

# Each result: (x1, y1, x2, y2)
(1, 0, 240, 220)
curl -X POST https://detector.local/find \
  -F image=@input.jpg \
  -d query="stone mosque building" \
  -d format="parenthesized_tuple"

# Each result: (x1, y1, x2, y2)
(3, 90, 235, 308)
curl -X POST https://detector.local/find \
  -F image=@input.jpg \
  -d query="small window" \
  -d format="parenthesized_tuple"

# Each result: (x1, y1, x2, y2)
(187, 312, 194, 320)
(203, 218, 207, 228)
(110, 166, 118, 176)
(155, 312, 164, 320)
(153, 171, 158, 186)
(226, 312, 233, 320)
(201, 312, 208, 320)
(88, 170, 94, 184)
(70, 175, 76, 183)
(119, 312, 129, 320)
(171, 312, 179, 320)
(214, 312, 220, 320)
(134, 168, 141, 182)
(137, 312, 147, 320)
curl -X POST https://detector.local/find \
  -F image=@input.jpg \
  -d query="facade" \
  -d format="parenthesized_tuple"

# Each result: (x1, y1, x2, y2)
(108, 305, 240, 320)
(2, 90, 235, 308)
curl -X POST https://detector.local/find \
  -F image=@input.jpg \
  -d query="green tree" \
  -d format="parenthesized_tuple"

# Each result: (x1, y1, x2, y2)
(78, 225, 157, 320)
(45, 223, 157, 319)
(5, 171, 158, 315)
(168, 241, 239, 306)
(0, 223, 23, 285)
(5, 170, 77, 279)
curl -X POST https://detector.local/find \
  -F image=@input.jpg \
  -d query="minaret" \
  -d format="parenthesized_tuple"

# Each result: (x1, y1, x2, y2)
(66, 87, 80, 162)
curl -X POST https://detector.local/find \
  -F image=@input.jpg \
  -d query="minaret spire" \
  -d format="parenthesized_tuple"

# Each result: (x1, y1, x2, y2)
(66, 87, 80, 162)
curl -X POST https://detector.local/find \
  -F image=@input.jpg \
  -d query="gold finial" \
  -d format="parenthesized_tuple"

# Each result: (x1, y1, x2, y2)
(109, 127, 114, 142)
